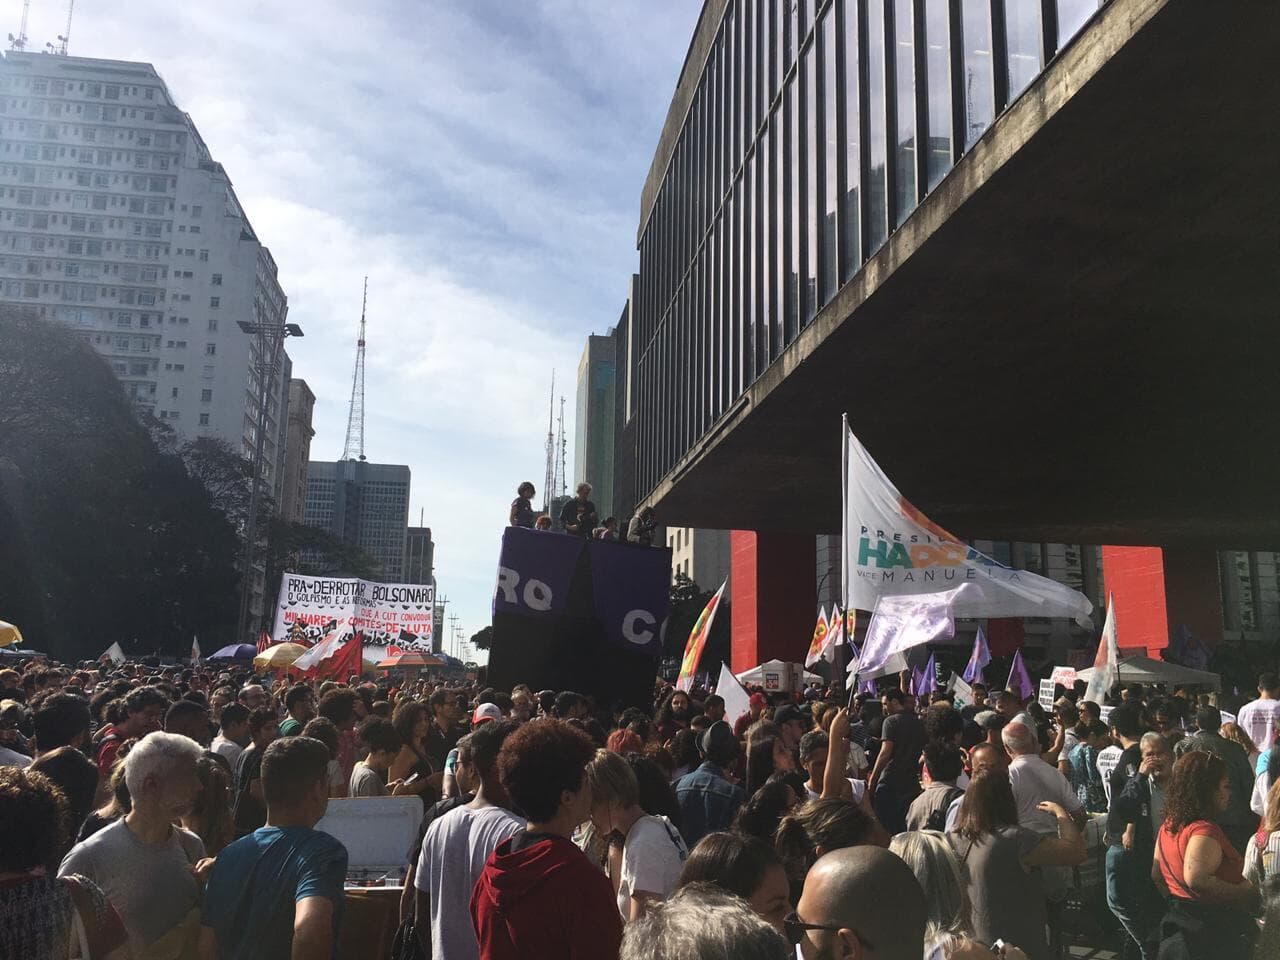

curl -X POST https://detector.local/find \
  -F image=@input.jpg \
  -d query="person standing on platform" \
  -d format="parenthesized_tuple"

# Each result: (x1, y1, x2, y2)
(509, 482, 536, 528)
(560, 482, 599, 538)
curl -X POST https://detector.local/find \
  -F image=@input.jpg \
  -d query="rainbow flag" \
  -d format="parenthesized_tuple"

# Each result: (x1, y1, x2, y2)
(677, 580, 727, 692)
(804, 606, 831, 667)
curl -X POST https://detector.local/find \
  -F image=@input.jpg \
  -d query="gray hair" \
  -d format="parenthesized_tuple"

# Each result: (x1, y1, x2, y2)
(123, 731, 202, 796)
(577, 482, 593, 495)
(1001, 721, 1039, 756)
(1140, 732, 1169, 753)
(889, 830, 974, 948)
(619, 883, 790, 960)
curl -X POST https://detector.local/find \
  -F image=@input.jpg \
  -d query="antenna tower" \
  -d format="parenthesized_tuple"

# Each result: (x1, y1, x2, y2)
(56, 0, 74, 55)
(8, 0, 30, 51)
(555, 396, 567, 499)
(342, 277, 368, 462)
(542, 371, 555, 512)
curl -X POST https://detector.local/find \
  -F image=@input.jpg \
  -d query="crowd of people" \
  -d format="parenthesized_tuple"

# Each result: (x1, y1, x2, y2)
(509, 480, 657, 545)
(2, 656, 1280, 960)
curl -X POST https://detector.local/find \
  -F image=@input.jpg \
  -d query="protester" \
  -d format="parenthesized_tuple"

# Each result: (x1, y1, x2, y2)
(1244, 777, 1280, 909)
(278, 684, 316, 737)
(1003, 721, 1086, 832)
(675, 721, 744, 848)
(1172, 705, 1257, 853)
(200, 737, 348, 960)
(425, 687, 465, 771)
(1237, 673, 1280, 755)
(32, 690, 93, 755)
(415, 720, 522, 959)
(232, 706, 279, 835)
(734, 775, 801, 841)
(350, 716, 412, 797)
(559, 481, 599, 537)
(627, 506, 657, 547)
(60, 731, 209, 956)
(94, 685, 167, 778)
(1153, 750, 1259, 960)
(906, 742, 965, 832)
(1221, 721, 1261, 770)
(791, 846, 928, 960)
(301, 716, 347, 798)
(317, 688, 360, 785)
(471, 719, 623, 959)
(509, 482, 537, 528)
(745, 726, 798, 798)
(182, 753, 234, 855)
(675, 832, 791, 933)
(868, 687, 927, 834)
(164, 698, 211, 747)
(1065, 719, 1110, 813)
(30, 746, 100, 852)
(0, 766, 127, 960)
(210, 702, 249, 771)
(948, 770, 1086, 960)
(620, 883, 791, 960)
(776, 797, 889, 904)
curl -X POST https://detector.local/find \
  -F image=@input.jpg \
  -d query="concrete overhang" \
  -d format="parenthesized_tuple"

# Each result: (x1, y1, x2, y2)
(645, 0, 1280, 549)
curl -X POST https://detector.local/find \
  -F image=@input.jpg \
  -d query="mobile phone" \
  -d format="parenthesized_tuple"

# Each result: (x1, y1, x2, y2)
(403, 772, 421, 786)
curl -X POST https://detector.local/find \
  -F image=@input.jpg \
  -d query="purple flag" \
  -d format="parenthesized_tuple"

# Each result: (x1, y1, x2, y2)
(849, 642, 878, 694)
(914, 654, 937, 697)
(963, 627, 991, 684)
(911, 665, 925, 695)
(1006, 649, 1035, 701)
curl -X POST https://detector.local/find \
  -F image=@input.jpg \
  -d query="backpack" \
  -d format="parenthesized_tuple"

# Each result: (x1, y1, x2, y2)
(924, 787, 965, 832)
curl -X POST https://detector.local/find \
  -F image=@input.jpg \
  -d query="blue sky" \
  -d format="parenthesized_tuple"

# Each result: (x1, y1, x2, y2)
(20, 0, 704, 659)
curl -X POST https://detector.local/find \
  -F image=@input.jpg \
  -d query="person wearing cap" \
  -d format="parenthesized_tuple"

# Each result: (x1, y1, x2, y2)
(675, 721, 745, 849)
(473, 704, 503, 727)
(734, 693, 768, 738)
(973, 710, 1008, 749)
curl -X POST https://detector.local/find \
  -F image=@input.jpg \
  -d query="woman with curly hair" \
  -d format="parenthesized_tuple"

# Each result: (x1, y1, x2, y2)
(0, 766, 127, 959)
(1154, 751, 1259, 960)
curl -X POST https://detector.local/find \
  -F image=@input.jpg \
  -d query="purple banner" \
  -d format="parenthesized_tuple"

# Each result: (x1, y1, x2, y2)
(493, 527, 584, 620)
(588, 539, 672, 657)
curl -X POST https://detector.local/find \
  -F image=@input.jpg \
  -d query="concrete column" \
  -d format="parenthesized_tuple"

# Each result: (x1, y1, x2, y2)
(1162, 547, 1225, 646)
(1100, 546, 1225, 656)
(729, 530, 815, 674)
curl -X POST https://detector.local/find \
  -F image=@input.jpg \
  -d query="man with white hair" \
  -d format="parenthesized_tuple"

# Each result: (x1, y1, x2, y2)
(620, 884, 790, 960)
(1003, 721, 1086, 834)
(60, 731, 208, 954)
(558, 482, 598, 537)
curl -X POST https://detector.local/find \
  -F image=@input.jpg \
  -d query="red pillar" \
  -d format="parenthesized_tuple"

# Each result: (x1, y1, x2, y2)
(1101, 546, 1224, 656)
(729, 531, 814, 673)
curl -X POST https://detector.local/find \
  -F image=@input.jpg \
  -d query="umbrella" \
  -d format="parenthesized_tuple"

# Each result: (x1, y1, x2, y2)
(253, 642, 309, 671)
(376, 651, 444, 669)
(209, 643, 257, 660)
(0, 621, 23, 648)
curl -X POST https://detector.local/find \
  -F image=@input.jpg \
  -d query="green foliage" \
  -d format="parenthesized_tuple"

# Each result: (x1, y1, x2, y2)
(0, 308, 240, 660)
(470, 625, 493, 651)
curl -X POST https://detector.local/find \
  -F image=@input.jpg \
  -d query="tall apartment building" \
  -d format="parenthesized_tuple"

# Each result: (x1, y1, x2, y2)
(668, 527, 730, 592)
(304, 460, 410, 582)
(280, 378, 315, 522)
(0, 52, 291, 495)
(404, 526, 434, 585)
(574, 332, 616, 519)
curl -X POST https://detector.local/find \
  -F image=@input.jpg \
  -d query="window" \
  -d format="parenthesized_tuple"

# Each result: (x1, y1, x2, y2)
(171, 387, 178, 398)
(199, 250, 208, 261)
(209, 297, 219, 308)
(201, 388, 212, 402)
(191, 205, 202, 217)
(205, 343, 216, 356)
(199, 413, 210, 426)
(211, 273, 222, 285)
(207, 318, 217, 332)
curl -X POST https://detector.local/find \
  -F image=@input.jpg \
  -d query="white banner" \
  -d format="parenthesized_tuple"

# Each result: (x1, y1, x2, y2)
(841, 419, 1093, 626)
(270, 573, 434, 650)
(1083, 594, 1119, 705)
(854, 586, 966, 676)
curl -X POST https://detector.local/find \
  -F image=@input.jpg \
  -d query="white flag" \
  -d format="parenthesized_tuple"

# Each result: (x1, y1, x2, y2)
(292, 628, 348, 673)
(101, 642, 126, 665)
(854, 586, 966, 677)
(715, 662, 752, 730)
(840, 417, 1093, 625)
(191, 636, 201, 661)
(947, 672, 975, 708)
(1083, 593, 1120, 705)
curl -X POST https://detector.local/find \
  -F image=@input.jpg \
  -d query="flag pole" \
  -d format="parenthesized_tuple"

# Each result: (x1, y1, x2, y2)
(840, 413, 854, 709)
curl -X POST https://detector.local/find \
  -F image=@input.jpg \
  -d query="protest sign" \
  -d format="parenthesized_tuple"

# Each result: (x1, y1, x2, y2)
(271, 573, 434, 650)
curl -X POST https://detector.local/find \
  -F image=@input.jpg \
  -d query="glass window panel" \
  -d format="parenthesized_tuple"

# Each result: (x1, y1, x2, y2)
(924, 0, 951, 190)
(728, 8, 739, 175)
(758, 0, 771, 116)
(706, 219, 717, 433)
(786, 74, 801, 343)
(1057, 0, 1097, 47)
(760, 122, 777, 364)
(1004, 0, 1042, 100)
(840, 0, 862, 280)
(804, 38, 819, 324)
(893, 0, 916, 225)
(773, 107, 787, 353)
(732, 175, 743, 400)
(961, 0, 994, 147)
(742, 0, 753, 152)
(785, 0, 797, 72)
(744, 151, 758, 381)
(821, 6, 839, 304)
(866, 0, 889, 252)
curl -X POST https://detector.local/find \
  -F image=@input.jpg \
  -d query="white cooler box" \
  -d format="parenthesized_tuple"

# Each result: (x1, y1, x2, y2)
(315, 797, 421, 890)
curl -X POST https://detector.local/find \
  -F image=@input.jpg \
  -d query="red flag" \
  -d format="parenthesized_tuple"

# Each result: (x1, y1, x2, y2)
(256, 632, 273, 654)
(296, 632, 363, 681)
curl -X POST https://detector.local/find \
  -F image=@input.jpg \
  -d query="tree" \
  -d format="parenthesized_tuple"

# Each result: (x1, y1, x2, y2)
(0, 308, 240, 660)
(258, 519, 383, 634)
(470, 625, 494, 651)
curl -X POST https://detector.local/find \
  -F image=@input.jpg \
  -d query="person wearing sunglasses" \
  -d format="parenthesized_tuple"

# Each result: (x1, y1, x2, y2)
(789, 846, 926, 960)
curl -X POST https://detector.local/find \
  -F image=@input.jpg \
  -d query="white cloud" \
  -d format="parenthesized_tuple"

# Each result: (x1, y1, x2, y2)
(19, 0, 702, 650)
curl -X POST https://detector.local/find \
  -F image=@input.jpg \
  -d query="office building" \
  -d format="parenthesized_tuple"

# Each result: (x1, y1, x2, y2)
(304, 460, 410, 581)
(404, 526, 434, 585)
(280, 379, 315, 522)
(0, 52, 291, 495)
(623, 0, 1275, 668)
(574, 332, 616, 519)
(668, 527, 731, 592)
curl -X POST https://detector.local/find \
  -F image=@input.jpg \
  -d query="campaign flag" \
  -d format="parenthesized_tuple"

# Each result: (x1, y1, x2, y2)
(677, 580, 727, 692)
(963, 627, 991, 684)
(101, 642, 126, 666)
(588, 538, 672, 657)
(191, 636, 201, 662)
(854, 586, 965, 677)
(825, 606, 846, 660)
(1083, 594, 1120, 705)
(948, 672, 975, 708)
(840, 417, 1093, 625)
(1006, 649, 1035, 702)
(716, 662, 752, 729)
(804, 606, 832, 668)
(914, 654, 938, 697)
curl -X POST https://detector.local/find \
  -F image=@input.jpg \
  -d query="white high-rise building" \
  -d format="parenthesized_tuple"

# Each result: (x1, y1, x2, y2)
(0, 52, 291, 496)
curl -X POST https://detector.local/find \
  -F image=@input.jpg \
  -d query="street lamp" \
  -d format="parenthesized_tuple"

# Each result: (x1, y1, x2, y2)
(235, 313, 303, 645)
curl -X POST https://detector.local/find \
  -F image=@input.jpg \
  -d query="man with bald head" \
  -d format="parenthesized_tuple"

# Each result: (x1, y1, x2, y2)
(1002, 721, 1085, 834)
(791, 846, 926, 960)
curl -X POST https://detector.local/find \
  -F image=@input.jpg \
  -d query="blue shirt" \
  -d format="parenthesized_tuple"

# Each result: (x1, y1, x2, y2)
(202, 825, 348, 960)
(675, 762, 744, 849)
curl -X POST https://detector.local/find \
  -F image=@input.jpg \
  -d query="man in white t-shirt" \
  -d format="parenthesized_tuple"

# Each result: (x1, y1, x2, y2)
(415, 720, 522, 960)
(1238, 673, 1280, 754)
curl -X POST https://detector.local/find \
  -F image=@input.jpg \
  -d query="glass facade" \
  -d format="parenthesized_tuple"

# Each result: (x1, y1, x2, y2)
(635, 0, 1106, 497)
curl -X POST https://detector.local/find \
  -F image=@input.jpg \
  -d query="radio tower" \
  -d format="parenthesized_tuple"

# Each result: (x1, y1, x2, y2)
(542, 371, 555, 512)
(555, 396, 567, 499)
(7, 0, 30, 50)
(342, 278, 368, 462)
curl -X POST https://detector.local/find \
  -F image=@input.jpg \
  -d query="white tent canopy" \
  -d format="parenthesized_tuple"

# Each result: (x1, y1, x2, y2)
(736, 659, 822, 692)
(1075, 655, 1220, 691)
